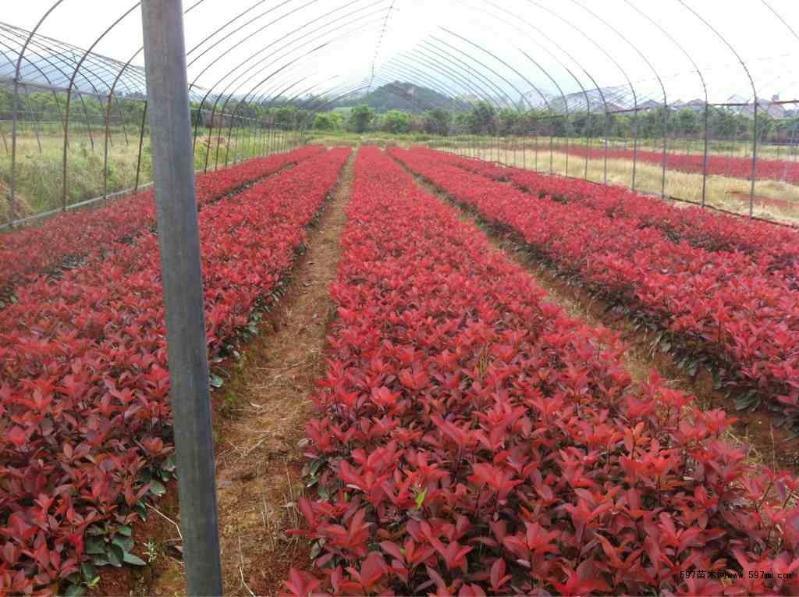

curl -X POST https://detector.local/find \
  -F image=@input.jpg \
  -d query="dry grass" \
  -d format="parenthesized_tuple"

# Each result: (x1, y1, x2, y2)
(462, 147, 799, 225)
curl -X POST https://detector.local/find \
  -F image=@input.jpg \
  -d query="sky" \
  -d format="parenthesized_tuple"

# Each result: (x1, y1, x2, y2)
(5, 0, 799, 109)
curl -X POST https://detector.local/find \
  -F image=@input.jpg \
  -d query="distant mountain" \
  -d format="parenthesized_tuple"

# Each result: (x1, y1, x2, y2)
(337, 82, 470, 113)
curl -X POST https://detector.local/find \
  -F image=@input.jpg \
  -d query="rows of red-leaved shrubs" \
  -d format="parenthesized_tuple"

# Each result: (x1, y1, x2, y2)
(0, 145, 325, 297)
(287, 147, 799, 596)
(556, 144, 799, 186)
(390, 147, 799, 422)
(0, 148, 350, 594)
(419, 146, 799, 284)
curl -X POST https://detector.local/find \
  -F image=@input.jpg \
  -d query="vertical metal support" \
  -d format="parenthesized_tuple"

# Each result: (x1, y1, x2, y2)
(562, 116, 569, 176)
(103, 93, 113, 200)
(522, 124, 527, 169)
(661, 106, 668, 198)
(701, 102, 709, 207)
(8, 76, 20, 226)
(750, 100, 758, 217)
(140, 2, 223, 595)
(603, 112, 609, 184)
(584, 113, 590, 180)
(631, 108, 639, 191)
(223, 115, 235, 167)
(135, 101, 148, 192)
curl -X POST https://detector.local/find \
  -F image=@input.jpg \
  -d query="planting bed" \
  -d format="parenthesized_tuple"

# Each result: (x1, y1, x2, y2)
(288, 147, 799, 595)
(422, 146, 799, 278)
(558, 144, 799, 186)
(391, 147, 799, 425)
(0, 145, 325, 303)
(0, 147, 349, 594)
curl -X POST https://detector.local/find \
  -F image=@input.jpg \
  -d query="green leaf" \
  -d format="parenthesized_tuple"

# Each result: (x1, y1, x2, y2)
(414, 488, 428, 509)
(123, 552, 147, 567)
(107, 546, 123, 568)
(734, 393, 758, 411)
(64, 583, 85, 597)
(91, 555, 110, 567)
(85, 538, 106, 555)
(116, 525, 133, 537)
(112, 535, 135, 553)
(161, 454, 177, 473)
(80, 563, 96, 581)
(209, 374, 224, 389)
(149, 480, 167, 497)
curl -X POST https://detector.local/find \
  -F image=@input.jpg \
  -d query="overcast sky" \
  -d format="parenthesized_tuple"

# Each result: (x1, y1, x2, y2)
(6, 0, 799, 108)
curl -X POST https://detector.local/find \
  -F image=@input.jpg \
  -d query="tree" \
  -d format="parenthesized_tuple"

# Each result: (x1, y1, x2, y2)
(313, 112, 342, 130)
(497, 108, 522, 136)
(675, 109, 700, 136)
(380, 110, 411, 134)
(348, 105, 375, 133)
(468, 101, 496, 134)
(423, 108, 451, 135)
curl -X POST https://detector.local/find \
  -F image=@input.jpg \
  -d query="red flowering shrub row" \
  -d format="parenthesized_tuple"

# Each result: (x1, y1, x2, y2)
(557, 144, 799, 185)
(0, 147, 350, 594)
(390, 147, 799, 421)
(0, 145, 325, 296)
(288, 147, 799, 596)
(419, 146, 799, 281)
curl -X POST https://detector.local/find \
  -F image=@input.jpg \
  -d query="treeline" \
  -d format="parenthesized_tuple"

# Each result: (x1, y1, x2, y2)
(318, 101, 799, 142)
(2, 86, 798, 143)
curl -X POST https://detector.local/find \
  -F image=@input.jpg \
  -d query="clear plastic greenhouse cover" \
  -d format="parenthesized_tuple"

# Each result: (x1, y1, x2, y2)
(5, 0, 799, 114)
(4, 0, 799, 227)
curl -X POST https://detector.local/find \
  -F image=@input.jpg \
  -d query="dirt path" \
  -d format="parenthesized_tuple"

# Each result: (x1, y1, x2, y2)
(142, 152, 354, 596)
(399, 157, 799, 474)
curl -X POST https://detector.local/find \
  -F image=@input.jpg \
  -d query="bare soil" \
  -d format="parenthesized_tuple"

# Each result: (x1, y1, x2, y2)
(208, 152, 353, 596)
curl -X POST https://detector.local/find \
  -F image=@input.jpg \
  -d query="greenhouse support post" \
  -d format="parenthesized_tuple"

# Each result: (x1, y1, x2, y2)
(140, 1, 223, 595)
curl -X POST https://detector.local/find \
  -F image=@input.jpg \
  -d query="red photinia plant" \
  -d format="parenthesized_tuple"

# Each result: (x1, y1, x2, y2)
(390, 146, 799, 424)
(410, 145, 799, 281)
(550, 143, 799, 186)
(0, 147, 350, 593)
(286, 147, 799, 596)
(0, 145, 325, 299)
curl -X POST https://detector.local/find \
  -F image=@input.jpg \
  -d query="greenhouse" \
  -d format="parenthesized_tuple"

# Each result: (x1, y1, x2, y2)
(2, 1, 799, 595)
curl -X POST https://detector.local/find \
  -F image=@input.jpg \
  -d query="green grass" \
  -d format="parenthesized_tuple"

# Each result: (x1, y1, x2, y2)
(2, 125, 797, 226)
(0, 126, 301, 225)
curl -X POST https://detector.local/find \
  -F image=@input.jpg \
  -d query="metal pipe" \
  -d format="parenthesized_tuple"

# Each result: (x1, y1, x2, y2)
(140, 1, 222, 593)
(624, 0, 709, 205)
(677, 0, 758, 216)
(571, 0, 668, 197)
(135, 100, 148, 192)
(9, 0, 66, 226)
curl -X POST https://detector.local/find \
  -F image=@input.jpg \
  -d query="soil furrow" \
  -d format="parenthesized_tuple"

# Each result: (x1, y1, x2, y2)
(96, 151, 354, 597)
